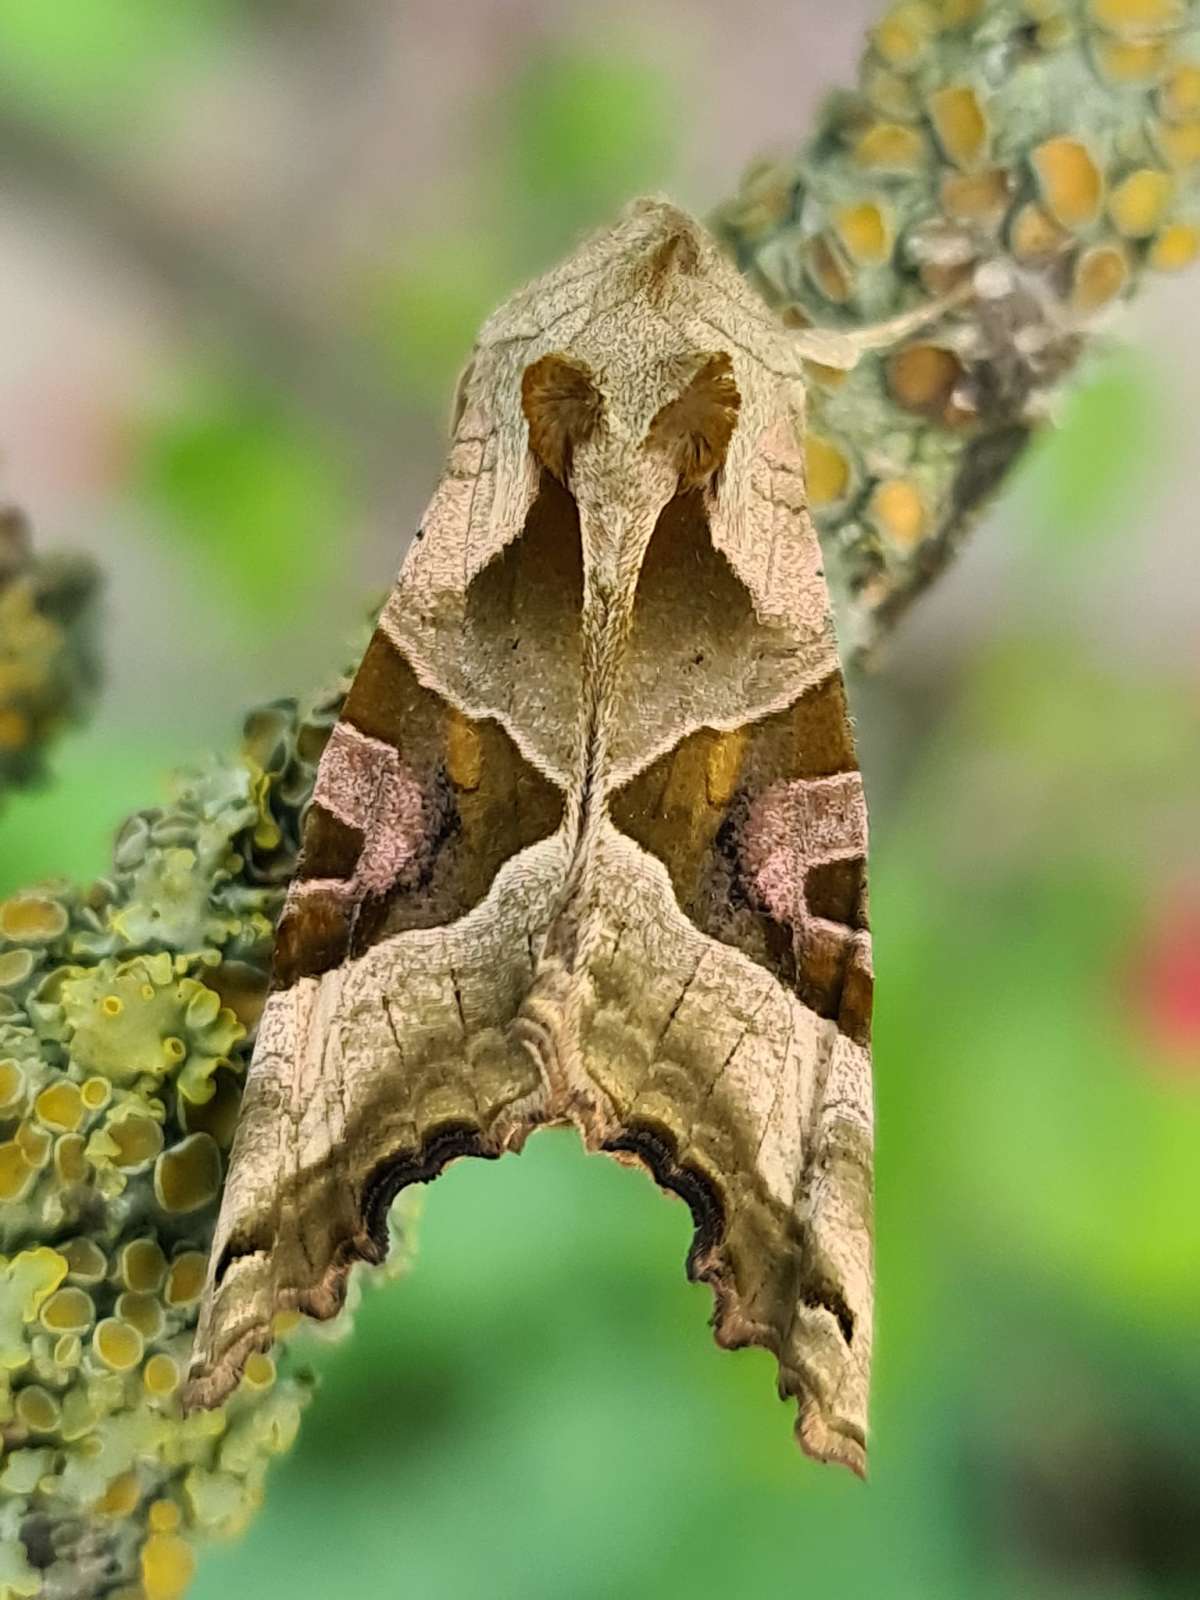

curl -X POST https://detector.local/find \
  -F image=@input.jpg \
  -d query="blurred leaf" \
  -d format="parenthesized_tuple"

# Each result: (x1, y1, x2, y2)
(0, 724, 186, 895)
(0, 0, 231, 129)
(877, 640, 1200, 1327)
(367, 234, 511, 405)
(499, 46, 679, 253)
(135, 372, 346, 627)
(368, 44, 680, 411)
(1016, 351, 1165, 561)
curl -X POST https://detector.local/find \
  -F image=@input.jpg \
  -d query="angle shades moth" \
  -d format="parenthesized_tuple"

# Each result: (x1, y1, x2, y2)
(187, 199, 877, 1476)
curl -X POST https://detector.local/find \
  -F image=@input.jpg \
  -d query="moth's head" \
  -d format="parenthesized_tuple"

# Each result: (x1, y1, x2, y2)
(520, 343, 742, 508)
(519, 210, 745, 509)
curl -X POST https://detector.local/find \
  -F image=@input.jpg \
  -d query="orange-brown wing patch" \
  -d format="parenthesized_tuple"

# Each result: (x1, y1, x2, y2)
(274, 625, 563, 987)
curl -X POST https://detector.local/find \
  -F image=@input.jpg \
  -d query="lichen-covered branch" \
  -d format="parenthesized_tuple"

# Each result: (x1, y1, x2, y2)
(0, 679, 348, 1600)
(3, 1, 1199, 1595)
(714, 0, 1200, 662)
(0, 508, 99, 799)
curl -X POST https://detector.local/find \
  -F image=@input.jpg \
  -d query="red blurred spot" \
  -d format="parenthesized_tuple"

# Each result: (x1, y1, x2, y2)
(1134, 890, 1200, 1077)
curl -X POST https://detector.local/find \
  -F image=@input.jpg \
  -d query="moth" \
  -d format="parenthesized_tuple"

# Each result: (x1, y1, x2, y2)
(187, 199, 884, 1476)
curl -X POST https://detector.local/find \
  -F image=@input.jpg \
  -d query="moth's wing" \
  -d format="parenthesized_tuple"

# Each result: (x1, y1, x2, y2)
(600, 409, 873, 1475)
(188, 833, 565, 1407)
(187, 452, 585, 1407)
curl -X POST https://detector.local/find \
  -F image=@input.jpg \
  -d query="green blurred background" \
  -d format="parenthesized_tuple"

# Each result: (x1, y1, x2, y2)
(1, 3, 1197, 1597)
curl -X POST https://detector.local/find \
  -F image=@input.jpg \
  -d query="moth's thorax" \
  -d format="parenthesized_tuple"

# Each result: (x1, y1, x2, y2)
(570, 432, 677, 598)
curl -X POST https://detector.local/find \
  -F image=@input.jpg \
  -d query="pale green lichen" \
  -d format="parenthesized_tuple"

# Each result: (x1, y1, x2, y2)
(0, 679, 345, 1600)
(0, 507, 99, 799)
(714, 0, 1200, 662)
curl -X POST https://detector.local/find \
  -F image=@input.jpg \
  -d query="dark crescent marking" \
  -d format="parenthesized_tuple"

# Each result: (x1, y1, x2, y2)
(361, 1122, 498, 1254)
(601, 1122, 726, 1276)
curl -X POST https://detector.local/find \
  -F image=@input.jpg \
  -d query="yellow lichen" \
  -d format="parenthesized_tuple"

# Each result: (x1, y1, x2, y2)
(140, 1533, 195, 1600)
(1031, 137, 1105, 229)
(149, 1499, 182, 1535)
(0, 1059, 25, 1112)
(107, 1116, 165, 1171)
(1088, 0, 1185, 35)
(938, 0, 984, 22)
(116, 1292, 166, 1342)
(854, 121, 928, 171)
(121, 1239, 168, 1294)
(93, 1317, 144, 1373)
(872, 1, 939, 70)
(806, 234, 854, 302)
(15, 1383, 60, 1432)
(181, 1067, 241, 1148)
(1092, 35, 1170, 82)
(1037, 11, 1075, 45)
(54, 1133, 88, 1184)
(143, 1353, 181, 1399)
(1108, 168, 1174, 236)
(868, 479, 929, 547)
(40, 1286, 95, 1334)
(916, 255, 975, 294)
(0, 895, 67, 944)
(242, 1351, 276, 1392)
(1152, 118, 1200, 168)
(52, 1333, 81, 1368)
(833, 201, 893, 264)
(61, 962, 179, 1084)
(4, 1248, 67, 1324)
(34, 1079, 84, 1132)
(80, 1076, 111, 1112)
(886, 343, 966, 417)
(929, 84, 989, 168)
(1010, 200, 1072, 260)
(0, 950, 35, 988)
(805, 435, 853, 508)
(718, 157, 794, 243)
(183, 1465, 250, 1534)
(98, 1470, 142, 1518)
(16, 1120, 51, 1168)
(163, 1252, 207, 1308)
(0, 1141, 34, 1203)
(1160, 63, 1200, 121)
(1071, 243, 1130, 311)
(862, 62, 920, 120)
(154, 1133, 221, 1214)
(1148, 220, 1200, 268)
(0, 1446, 55, 1494)
(940, 166, 1011, 222)
(59, 958, 240, 1106)
(62, 1238, 107, 1283)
